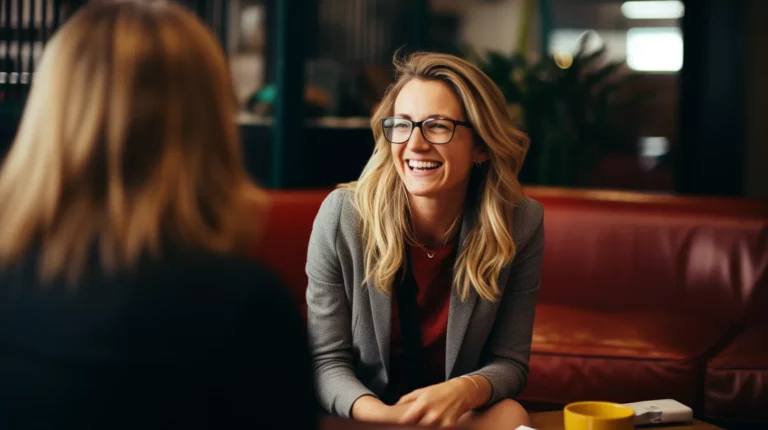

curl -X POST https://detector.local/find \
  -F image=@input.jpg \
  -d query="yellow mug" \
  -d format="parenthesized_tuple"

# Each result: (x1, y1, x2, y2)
(564, 401, 635, 430)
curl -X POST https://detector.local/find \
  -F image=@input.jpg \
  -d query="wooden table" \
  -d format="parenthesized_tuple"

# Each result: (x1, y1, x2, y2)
(321, 412, 724, 430)
(321, 416, 441, 430)
(530, 411, 723, 430)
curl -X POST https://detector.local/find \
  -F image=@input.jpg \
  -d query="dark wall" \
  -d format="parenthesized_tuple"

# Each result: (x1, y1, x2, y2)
(677, 0, 746, 196)
(744, 0, 768, 198)
(240, 124, 374, 188)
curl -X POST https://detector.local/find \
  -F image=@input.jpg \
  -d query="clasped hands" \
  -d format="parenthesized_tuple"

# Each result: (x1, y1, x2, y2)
(355, 377, 480, 428)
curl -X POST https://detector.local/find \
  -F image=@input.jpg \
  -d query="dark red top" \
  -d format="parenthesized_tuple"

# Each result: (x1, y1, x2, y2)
(389, 240, 456, 400)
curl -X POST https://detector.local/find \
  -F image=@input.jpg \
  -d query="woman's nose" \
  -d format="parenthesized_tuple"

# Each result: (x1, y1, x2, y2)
(405, 126, 430, 151)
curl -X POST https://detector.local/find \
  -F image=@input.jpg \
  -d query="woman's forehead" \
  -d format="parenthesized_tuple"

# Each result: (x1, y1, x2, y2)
(393, 79, 465, 120)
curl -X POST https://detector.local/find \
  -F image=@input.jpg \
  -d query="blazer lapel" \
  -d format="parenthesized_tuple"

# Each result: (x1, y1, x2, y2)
(369, 284, 392, 379)
(445, 212, 479, 378)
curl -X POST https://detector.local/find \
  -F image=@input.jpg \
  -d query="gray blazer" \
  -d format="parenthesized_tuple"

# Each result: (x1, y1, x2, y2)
(306, 188, 544, 418)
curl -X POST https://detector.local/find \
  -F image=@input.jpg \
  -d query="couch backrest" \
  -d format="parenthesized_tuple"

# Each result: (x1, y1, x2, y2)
(527, 187, 768, 322)
(248, 189, 332, 316)
(250, 187, 768, 323)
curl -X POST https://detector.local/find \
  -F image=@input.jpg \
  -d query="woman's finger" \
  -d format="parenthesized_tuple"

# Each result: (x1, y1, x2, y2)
(418, 410, 442, 427)
(440, 416, 457, 428)
(396, 389, 422, 405)
(398, 401, 427, 424)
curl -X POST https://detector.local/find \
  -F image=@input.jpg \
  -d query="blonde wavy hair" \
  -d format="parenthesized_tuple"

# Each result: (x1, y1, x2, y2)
(348, 52, 529, 302)
(0, 0, 266, 283)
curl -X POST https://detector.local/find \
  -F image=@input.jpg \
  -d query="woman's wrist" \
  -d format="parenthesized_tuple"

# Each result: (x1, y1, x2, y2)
(351, 395, 388, 422)
(459, 375, 481, 408)
(453, 375, 480, 410)
(455, 374, 492, 409)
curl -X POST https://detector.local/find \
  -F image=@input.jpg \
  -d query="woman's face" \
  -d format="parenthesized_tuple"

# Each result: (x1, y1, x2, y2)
(389, 79, 486, 199)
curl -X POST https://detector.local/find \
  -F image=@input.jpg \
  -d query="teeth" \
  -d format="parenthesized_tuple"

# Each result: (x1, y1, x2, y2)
(408, 160, 441, 169)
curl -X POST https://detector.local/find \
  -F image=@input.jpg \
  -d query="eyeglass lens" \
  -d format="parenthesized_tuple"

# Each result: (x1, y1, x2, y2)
(382, 118, 456, 144)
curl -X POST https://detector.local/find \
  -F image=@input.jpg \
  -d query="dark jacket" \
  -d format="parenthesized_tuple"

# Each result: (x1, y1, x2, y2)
(0, 249, 317, 429)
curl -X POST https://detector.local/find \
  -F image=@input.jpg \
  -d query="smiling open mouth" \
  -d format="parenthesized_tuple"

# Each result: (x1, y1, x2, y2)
(407, 160, 443, 171)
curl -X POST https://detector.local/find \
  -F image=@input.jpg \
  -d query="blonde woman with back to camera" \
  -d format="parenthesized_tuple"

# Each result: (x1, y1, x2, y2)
(0, 1, 316, 428)
(306, 51, 544, 429)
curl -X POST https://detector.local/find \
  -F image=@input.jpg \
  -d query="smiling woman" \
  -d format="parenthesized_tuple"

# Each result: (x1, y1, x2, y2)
(305, 52, 544, 430)
(387, 79, 484, 208)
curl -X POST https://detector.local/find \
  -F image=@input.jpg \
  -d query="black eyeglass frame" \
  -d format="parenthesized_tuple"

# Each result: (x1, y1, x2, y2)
(381, 117, 474, 145)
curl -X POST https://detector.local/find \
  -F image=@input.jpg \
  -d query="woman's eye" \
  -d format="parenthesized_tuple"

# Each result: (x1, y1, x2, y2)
(428, 122, 450, 131)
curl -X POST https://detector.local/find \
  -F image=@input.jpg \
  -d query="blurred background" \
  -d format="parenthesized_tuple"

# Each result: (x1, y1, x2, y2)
(0, 0, 765, 197)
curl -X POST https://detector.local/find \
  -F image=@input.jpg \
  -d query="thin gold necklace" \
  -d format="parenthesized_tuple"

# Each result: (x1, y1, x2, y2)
(404, 192, 462, 259)
(420, 212, 461, 259)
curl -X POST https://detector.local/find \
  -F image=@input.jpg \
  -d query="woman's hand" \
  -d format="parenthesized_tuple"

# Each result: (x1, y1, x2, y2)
(351, 395, 413, 423)
(395, 378, 477, 427)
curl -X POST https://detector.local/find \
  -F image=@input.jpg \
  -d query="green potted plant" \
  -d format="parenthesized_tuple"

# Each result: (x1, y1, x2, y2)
(465, 0, 653, 187)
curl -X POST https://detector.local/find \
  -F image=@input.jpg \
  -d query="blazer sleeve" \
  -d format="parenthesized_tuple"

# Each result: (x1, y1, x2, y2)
(305, 189, 376, 417)
(469, 199, 544, 405)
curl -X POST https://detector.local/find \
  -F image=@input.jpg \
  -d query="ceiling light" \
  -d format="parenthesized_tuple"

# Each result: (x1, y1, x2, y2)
(626, 27, 683, 72)
(621, 1, 685, 20)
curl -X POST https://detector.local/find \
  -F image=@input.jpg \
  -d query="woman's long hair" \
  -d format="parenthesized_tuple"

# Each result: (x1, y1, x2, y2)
(0, 1, 266, 283)
(349, 52, 529, 302)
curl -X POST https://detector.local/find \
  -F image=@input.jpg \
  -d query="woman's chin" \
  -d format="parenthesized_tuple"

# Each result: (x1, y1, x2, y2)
(403, 181, 442, 198)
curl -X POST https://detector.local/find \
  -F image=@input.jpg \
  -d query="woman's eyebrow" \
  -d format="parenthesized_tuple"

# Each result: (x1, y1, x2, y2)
(392, 113, 456, 120)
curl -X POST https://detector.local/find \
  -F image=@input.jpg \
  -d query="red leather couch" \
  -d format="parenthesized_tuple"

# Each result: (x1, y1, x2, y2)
(249, 186, 768, 425)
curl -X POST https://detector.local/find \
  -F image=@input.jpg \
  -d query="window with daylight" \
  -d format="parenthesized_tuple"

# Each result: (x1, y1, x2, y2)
(546, 0, 682, 191)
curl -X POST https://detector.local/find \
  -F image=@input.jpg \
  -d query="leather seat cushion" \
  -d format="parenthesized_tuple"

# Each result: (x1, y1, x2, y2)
(249, 190, 331, 317)
(520, 304, 732, 408)
(705, 321, 768, 422)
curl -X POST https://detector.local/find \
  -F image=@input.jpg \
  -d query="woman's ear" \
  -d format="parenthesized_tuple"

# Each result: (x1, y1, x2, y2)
(473, 147, 489, 164)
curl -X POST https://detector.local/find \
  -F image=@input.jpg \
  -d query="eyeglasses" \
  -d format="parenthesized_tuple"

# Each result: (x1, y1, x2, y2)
(381, 117, 473, 145)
